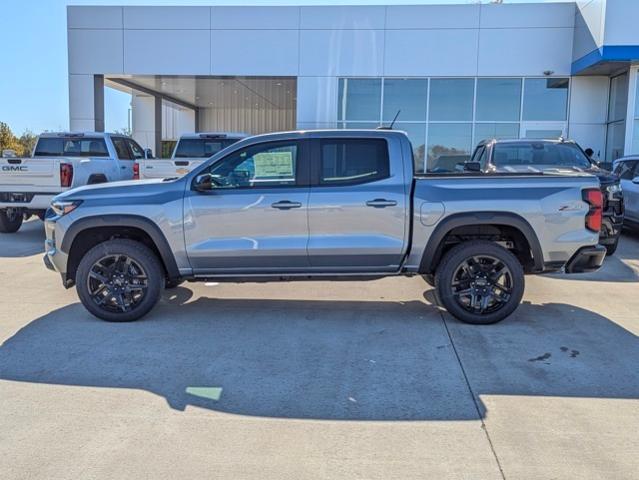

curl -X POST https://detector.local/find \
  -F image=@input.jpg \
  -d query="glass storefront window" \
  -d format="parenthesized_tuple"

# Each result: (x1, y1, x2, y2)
(429, 78, 474, 121)
(476, 78, 521, 121)
(395, 123, 426, 172)
(382, 79, 428, 122)
(606, 121, 626, 162)
(427, 123, 472, 172)
(338, 78, 381, 122)
(523, 78, 569, 121)
(474, 123, 519, 145)
(608, 73, 629, 123)
(339, 122, 381, 129)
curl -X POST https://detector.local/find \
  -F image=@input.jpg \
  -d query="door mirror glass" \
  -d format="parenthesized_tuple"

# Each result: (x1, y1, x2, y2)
(193, 173, 214, 192)
(464, 161, 482, 172)
(144, 148, 154, 159)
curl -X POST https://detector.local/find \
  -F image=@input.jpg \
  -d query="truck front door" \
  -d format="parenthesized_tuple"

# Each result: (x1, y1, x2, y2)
(307, 137, 407, 272)
(184, 140, 310, 273)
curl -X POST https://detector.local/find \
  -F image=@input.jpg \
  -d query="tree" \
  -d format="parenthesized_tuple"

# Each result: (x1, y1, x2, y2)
(18, 130, 37, 156)
(0, 122, 23, 155)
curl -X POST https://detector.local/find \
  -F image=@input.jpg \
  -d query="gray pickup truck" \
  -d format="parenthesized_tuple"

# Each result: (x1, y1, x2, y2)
(43, 130, 605, 325)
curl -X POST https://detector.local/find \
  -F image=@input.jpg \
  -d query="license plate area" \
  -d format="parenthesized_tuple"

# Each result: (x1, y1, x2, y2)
(0, 192, 35, 203)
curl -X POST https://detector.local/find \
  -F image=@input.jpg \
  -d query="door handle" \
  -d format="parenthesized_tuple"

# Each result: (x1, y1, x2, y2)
(271, 200, 302, 210)
(120, 165, 127, 169)
(366, 198, 397, 208)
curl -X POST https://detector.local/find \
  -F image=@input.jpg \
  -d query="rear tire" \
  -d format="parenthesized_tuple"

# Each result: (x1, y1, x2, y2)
(0, 208, 24, 233)
(604, 237, 619, 256)
(76, 239, 163, 322)
(435, 240, 524, 325)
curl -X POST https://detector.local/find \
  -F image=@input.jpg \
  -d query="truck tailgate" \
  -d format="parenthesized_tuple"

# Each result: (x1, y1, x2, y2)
(139, 158, 206, 179)
(0, 157, 60, 188)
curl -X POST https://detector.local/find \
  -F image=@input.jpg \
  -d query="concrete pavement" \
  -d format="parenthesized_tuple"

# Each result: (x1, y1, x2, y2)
(1, 219, 638, 479)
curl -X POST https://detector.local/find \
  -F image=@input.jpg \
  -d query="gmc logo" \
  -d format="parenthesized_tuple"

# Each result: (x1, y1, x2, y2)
(1, 165, 28, 172)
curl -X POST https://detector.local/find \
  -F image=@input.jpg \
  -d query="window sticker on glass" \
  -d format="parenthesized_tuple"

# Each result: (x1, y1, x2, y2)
(253, 152, 294, 179)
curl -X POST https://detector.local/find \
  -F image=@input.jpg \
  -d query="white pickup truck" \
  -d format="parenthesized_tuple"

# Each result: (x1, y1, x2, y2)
(0, 132, 148, 233)
(135, 132, 247, 180)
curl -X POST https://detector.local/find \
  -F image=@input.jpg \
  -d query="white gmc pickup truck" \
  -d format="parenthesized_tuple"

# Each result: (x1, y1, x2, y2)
(0, 132, 148, 233)
(135, 132, 246, 180)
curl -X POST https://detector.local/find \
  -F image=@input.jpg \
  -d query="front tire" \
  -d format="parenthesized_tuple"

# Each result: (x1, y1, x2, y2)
(76, 239, 163, 322)
(435, 241, 524, 325)
(604, 237, 619, 256)
(0, 208, 24, 233)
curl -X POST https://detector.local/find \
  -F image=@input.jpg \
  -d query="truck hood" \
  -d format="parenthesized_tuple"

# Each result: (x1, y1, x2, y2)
(53, 177, 183, 202)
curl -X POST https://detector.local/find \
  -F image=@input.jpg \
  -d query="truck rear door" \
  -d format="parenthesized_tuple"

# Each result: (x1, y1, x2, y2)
(306, 136, 408, 272)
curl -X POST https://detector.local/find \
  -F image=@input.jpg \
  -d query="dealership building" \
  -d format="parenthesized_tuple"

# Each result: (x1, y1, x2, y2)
(67, 0, 639, 170)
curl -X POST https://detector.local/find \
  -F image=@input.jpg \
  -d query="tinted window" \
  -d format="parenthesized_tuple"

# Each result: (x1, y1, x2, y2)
(126, 139, 145, 160)
(206, 142, 297, 189)
(523, 78, 569, 121)
(427, 123, 472, 172)
(614, 160, 638, 180)
(174, 138, 240, 158)
(476, 78, 522, 121)
(382, 78, 428, 121)
(34, 137, 109, 157)
(429, 79, 474, 121)
(492, 142, 591, 169)
(112, 138, 132, 160)
(338, 78, 382, 122)
(319, 139, 389, 185)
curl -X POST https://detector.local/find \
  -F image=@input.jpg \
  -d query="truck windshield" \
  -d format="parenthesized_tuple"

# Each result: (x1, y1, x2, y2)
(34, 137, 109, 157)
(173, 139, 240, 158)
(492, 142, 592, 170)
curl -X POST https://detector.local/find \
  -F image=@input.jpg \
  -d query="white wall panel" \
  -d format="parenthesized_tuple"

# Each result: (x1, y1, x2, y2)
(68, 29, 123, 74)
(299, 30, 384, 76)
(573, 0, 606, 60)
(296, 77, 337, 126)
(67, 6, 122, 29)
(385, 29, 478, 76)
(300, 6, 385, 29)
(478, 28, 573, 76)
(568, 124, 606, 160)
(386, 5, 479, 29)
(602, 0, 639, 46)
(480, 3, 575, 29)
(124, 30, 210, 75)
(68, 74, 96, 122)
(211, 6, 299, 30)
(123, 7, 210, 30)
(569, 76, 609, 124)
(210, 30, 299, 76)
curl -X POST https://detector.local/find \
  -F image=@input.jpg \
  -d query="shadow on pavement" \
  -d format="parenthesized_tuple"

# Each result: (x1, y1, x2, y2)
(0, 219, 44, 258)
(1, 287, 637, 420)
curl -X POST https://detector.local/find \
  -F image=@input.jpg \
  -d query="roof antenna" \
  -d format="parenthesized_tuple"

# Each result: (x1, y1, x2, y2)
(377, 110, 401, 130)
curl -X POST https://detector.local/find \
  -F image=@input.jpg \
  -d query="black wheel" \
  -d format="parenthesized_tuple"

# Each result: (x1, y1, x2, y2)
(604, 238, 619, 256)
(76, 239, 163, 322)
(0, 208, 24, 233)
(435, 241, 524, 325)
(165, 278, 184, 289)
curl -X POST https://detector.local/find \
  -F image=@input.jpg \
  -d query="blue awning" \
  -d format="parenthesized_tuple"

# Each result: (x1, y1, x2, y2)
(572, 46, 639, 75)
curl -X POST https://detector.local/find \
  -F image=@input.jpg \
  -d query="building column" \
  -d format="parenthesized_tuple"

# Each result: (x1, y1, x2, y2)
(624, 64, 638, 155)
(154, 96, 162, 158)
(68, 74, 105, 132)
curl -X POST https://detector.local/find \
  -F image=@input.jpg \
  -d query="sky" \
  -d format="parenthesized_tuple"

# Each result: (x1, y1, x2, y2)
(0, 0, 569, 135)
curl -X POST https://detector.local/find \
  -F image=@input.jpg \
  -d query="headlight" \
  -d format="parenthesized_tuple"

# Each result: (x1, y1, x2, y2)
(606, 184, 622, 194)
(50, 200, 82, 216)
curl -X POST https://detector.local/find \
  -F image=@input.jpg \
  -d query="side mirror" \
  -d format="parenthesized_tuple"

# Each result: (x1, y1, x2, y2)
(193, 173, 213, 192)
(632, 176, 639, 185)
(144, 148, 154, 159)
(464, 162, 482, 173)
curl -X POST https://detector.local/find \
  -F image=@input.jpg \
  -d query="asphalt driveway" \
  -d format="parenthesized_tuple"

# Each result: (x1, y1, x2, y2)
(1, 220, 638, 479)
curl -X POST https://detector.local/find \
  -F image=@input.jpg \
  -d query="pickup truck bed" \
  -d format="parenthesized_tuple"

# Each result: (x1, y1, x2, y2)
(43, 129, 605, 325)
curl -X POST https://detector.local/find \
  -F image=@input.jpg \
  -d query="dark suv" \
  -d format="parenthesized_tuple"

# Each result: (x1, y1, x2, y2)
(467, 139, 624, 255)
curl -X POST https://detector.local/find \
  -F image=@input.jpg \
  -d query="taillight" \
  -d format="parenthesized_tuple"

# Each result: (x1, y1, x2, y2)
(583, 188, 603, 232)
(133, 162, 140, 180)
(60, 163, 73, 187)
